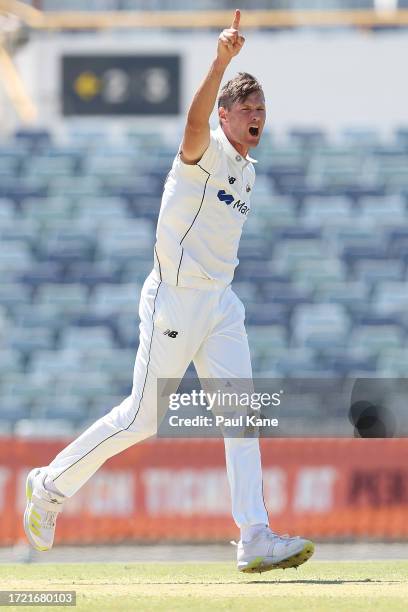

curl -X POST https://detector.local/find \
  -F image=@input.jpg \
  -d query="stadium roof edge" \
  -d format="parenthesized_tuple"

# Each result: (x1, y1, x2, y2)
(4, 3, 408, 31)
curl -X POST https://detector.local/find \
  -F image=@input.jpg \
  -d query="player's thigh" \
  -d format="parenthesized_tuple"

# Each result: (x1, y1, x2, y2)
(194, 291, 254, 439)
(193, 288, 252, 379)
(111, 277, 203, 432)
(131, 276, 206, 409)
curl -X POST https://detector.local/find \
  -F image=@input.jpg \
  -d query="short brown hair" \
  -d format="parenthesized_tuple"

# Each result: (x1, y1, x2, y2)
(218, 72, 264, 110)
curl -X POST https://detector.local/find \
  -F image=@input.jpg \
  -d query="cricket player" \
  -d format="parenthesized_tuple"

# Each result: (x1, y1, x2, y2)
(24, 10, 314, 573)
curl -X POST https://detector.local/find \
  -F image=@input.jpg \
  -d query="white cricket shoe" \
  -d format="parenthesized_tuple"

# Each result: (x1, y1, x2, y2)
(23, 468, 64, 552)
(237, 527, 315, 573)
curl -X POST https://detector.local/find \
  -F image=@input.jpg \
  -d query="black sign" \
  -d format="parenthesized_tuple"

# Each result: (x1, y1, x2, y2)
(62, 54, 180, 116)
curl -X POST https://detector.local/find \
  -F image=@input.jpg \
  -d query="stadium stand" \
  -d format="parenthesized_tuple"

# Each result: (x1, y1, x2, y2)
(2, 124, 408, 431)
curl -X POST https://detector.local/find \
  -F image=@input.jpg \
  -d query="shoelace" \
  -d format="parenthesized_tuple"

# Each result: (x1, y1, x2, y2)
(267, 531, 290, 540)
(231, 531, 297, 547)
(42, 511, 58, 529)
(267, 531, 299, 543)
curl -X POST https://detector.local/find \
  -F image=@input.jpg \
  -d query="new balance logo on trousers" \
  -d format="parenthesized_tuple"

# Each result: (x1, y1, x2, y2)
(164, 329, 179, 338)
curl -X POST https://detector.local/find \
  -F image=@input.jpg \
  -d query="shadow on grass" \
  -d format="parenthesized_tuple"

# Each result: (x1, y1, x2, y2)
(75, 579, 402, 586)
(247, 579, 402, 585)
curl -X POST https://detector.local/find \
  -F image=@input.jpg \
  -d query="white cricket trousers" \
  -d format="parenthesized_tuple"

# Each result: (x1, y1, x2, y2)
(45, 270, 268, 527)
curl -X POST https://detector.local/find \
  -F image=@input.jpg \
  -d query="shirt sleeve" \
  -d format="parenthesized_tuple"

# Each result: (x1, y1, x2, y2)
(175, 130, 221, 175)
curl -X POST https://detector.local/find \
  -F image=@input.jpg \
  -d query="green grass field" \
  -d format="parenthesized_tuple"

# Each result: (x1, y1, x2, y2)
(1, 561, 408, 611)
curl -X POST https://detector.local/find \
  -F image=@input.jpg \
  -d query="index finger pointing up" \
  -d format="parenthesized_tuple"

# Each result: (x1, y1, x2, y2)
(231, 9, 240, 30)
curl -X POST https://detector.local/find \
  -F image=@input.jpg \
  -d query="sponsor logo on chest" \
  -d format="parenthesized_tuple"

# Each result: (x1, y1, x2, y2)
(217, 190, 250, 216)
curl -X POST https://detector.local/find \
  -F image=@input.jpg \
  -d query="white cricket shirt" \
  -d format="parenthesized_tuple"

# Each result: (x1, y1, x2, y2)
(154, 126, 256, 289)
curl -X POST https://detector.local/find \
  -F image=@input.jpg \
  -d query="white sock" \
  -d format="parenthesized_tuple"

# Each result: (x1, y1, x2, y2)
(240, 523, 267, 543)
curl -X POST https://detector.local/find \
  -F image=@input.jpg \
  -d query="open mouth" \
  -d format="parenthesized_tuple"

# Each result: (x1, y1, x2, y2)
(249, 126, 259, 137)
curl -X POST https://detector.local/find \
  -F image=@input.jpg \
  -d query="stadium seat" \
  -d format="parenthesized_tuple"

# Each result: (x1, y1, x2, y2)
(98, 235, 154, 263)
(268, 347, 319, 377)
(377, 348, 408, 376)
(320, 352, 377, 376)
(0, 283, 31, 312)
(91, 283, 141, 316)
(121, 258, 154, 284)
(315, 281, 369, 312)
(274, 239, 325, 273)
(0, 180, 48, 206)
(0, 198, 16, 219)
(0, 240, 32, 276)
(37, 233, 95, 264)
(245, 302, 289, 327)
(28, 349, 84, 376)
(354, 259, 404, 284)
(25, 156, 77, 178)
(234, 261, 279, 284)
(53, 371, 113, 401)
(35, 283, 89, 315)
(75, 197, 128, 223)
(0, 220, 39, 260)
(247, 325, 288, 359)
(22, 197, 74, 222)
(291, 304, 350, 349)
(288, 128, 326, 148)
(387, 236, 408, 259)
(19, 262, 64, 288)
(291, 258, 346, 286)
(238, 236, 270, 260)
(98, 217, 155, 242)
(84, 348, 135, 386)
(14, 129, 51, 149)
(359, 195, 406, 226)
(84, 154, 137, 177)
(0, 349, 23, 378)
(231, 281, 259, 303)
(14, 418, 76, 438)
(300, 196, 354, 225)
(7, 327, 56, 355)
(66, 261, 121, 286)
(116, 313, 140, 349)
(13, 302, 63, 333)
(0, 156, 20, 178)
(59, 326, 115, 351)
(48, 176, 101, 198)
(32, 395, 89, 423)
(351, 325, 403, 354)
(88, 394, 125, 419)
(261, 282, 313, 306)
(1, 372, 50, 404)
(0, 396, 31, 424)
(341, 127, 381, 147)
(373, 281, 408, 315)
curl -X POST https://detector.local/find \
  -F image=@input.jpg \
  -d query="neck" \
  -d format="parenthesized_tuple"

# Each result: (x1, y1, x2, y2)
(234, 142, 249, 157)
(222, 126, 248, 158)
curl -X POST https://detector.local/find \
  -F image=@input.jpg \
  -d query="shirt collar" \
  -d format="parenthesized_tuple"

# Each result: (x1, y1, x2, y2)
(215, 125, 258, 165)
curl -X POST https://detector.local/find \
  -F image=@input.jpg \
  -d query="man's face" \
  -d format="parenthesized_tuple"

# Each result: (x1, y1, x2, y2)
(219, 90, 266, 152)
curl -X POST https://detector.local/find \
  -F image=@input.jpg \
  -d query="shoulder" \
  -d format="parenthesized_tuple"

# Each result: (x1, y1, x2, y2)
(174, 129, 223, 176)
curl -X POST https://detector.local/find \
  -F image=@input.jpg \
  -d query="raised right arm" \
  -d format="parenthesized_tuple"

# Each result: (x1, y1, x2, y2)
(180, 9, 245, 165)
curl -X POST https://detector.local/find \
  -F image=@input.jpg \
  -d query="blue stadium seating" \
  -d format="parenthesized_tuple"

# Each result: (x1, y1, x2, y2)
(2, 126, 408, 431)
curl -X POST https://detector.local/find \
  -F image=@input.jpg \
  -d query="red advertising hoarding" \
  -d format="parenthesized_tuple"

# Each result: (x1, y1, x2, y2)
(1, 437, 407, 545)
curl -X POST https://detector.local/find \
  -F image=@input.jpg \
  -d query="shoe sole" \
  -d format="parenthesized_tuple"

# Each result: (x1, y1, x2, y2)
(23, 469, 49, 552)
(238, 540, 315, 573)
